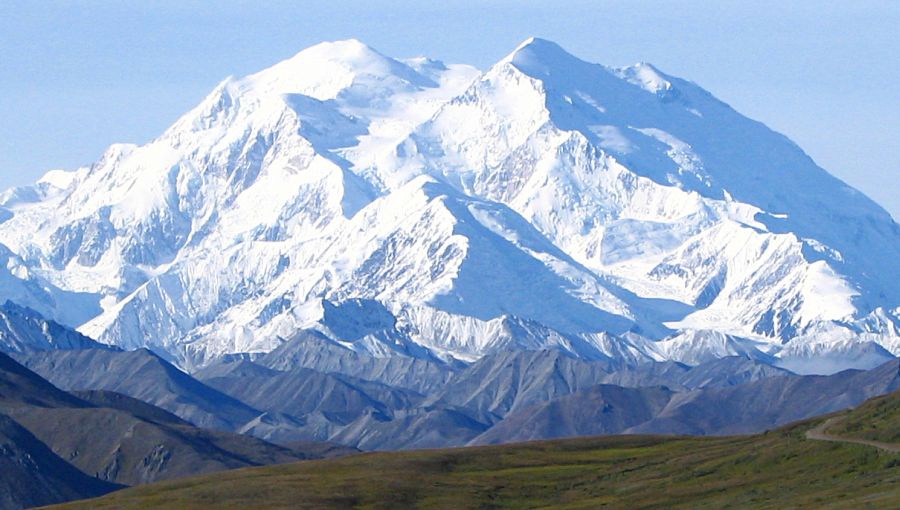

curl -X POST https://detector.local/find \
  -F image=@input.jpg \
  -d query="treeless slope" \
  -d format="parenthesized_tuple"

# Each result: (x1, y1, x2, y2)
(0, 414, 120, 510)
(825, 387, 900, 445)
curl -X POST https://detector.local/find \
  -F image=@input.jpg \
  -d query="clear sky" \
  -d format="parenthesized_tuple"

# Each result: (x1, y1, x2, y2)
(1, 0, 898, 219)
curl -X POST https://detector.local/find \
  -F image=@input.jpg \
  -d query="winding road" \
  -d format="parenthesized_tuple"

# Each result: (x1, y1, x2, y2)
(806, 417, 900, 454)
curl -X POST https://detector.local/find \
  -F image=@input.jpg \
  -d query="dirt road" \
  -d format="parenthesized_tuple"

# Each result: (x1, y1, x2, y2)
(806, 417, 900, 454)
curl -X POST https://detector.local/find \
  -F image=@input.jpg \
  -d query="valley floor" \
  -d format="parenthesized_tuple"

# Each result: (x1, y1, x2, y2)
(48, 406, 900, 510)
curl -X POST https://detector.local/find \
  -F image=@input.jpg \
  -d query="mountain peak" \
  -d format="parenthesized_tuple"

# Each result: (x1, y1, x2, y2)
(504, 37, 582, 73)
(239, 39, 434, 99)
(510, 37, 567, 55)
(246, 38, 387, 81)
(288, 38, 385, 64)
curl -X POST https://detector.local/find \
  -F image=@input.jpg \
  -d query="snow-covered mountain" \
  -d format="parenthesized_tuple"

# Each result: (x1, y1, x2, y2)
(1, 38, 897, 372)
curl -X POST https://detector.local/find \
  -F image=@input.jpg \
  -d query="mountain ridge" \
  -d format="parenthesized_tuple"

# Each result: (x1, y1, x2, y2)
(0, 37, 897, 373)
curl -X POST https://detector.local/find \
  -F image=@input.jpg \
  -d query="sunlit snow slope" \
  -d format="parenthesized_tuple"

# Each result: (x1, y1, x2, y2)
(1, 38, 897, 372)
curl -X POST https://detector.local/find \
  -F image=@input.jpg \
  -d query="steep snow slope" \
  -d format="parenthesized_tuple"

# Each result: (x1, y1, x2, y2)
(0, 38, 897, 372)
(390, 38, 898, 341)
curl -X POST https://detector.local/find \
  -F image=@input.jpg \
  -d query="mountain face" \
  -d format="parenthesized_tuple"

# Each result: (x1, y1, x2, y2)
(470, 384, 674, 445)
(625, 359, 900, 436)
(192, 353, 900, 450)
(253, 329, 457, 394)
(0, 38, 898, 372)
(12, 348, 264, 432)
(0, 414, 120, 510)
(0, 352, 342, 493)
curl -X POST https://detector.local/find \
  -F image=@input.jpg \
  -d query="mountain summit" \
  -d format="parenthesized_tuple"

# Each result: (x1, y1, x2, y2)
(0, 38, 897, 372)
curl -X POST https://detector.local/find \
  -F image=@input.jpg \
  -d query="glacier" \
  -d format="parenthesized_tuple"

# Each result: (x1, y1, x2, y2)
(0, 37, 897, 373)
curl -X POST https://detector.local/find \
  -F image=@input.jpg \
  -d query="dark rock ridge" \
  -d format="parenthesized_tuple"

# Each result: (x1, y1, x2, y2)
(13, 347, 262, 432)
(0, 352, 351, 500)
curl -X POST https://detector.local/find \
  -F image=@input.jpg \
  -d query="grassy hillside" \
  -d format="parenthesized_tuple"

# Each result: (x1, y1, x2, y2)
(828, 390, 900, 444)
(50, 393, 900, 510)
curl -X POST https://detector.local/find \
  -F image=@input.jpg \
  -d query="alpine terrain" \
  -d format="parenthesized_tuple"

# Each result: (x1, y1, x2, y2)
(0, 37, 898, 375)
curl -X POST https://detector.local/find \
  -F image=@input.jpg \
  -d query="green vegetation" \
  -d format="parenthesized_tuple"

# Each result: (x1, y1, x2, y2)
(828, 390, 900, 444)
(49, 393, 900, 510)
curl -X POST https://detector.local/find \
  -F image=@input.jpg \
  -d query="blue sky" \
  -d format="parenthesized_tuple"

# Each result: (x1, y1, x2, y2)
(1, 1, 898, 219)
